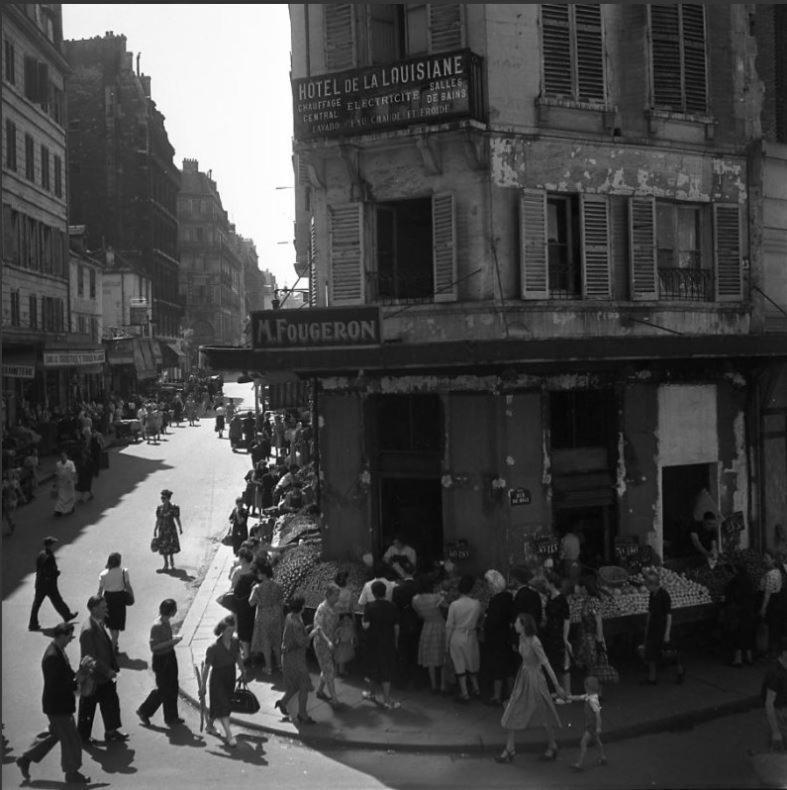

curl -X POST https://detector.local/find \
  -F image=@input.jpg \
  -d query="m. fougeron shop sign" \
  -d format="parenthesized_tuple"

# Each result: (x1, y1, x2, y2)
(292, 51, 472, 140)
(251, 307, 381, 350)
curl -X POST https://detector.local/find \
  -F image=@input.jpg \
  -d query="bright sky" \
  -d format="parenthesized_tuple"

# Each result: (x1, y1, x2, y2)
(62, 4, 297, 289)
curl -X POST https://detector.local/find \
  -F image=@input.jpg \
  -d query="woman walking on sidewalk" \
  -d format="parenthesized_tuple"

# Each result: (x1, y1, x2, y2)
(97, 553, 133, 653)
(276, 596, 316, 725)
(52, 450, 76, 517)
(249, 561, 284, 674)
(153, 489, 183, 572)
(313, 584, 341, 705)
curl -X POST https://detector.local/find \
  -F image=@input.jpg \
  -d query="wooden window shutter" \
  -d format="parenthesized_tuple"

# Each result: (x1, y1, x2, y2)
(428, 4, 465, 52)
(713, 203, 742, 302)
(519, 189, 549, 300)
(324, 4, 356, 71)
(681, 4, 707, 114)
(649, 4, 682, 111)
(309, 216, 318, 306)
(24, 56, 37, 100)
(580, 194, 611, 299)
(575, 5, 605, 102)
(432, 192, 457, 302)
(37, 61, 49, 104)
(541, 4, 572, 97)
(329, 203, 365, 305)
(628, 196, 658, 300)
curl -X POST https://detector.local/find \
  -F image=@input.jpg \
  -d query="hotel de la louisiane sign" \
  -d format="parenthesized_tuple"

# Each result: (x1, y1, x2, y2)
(292, 51, 475, 140)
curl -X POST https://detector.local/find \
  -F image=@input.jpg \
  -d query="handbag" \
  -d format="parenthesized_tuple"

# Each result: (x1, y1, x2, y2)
(590, 642, 620, 684)
(216, 590, 238, 613)
(122, 570, 135, 607)
(221, 530, 234, 547)
(229, 679, 260, 714)
(150, 536, 160, 553)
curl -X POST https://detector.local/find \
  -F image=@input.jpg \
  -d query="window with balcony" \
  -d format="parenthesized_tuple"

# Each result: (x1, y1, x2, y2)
(5, 120, 16, 170)
(648, 3, 707, 114)
(540, 4, 605, 103)
(655, 201, 712, 301)
(328, 194, 457, 306)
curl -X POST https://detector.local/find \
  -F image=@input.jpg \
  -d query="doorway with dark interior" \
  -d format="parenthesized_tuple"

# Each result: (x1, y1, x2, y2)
(554, 505, 613, 569)
(379, 477, 443, 572)
(661, 463, 713, 561)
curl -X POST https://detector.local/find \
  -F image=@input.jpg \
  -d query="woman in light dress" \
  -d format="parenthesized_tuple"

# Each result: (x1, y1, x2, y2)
(97, 552, 133, 653)
(495, 612, 568, 764)
(412, 574, 446, 693)
(312, 583, 341, 705)
(445, 574, 482, 702)
(52, 449, 76, 517)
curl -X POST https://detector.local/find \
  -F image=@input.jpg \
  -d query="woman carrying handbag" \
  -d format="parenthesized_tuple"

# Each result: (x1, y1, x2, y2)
(97, 552, 134, 654)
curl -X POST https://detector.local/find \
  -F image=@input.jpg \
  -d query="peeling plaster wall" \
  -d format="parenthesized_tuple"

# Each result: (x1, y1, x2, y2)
(717, 381, 751, 550)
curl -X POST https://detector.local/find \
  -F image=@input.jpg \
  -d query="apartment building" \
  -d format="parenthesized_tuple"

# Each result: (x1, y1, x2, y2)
(205, 4, 787, 571)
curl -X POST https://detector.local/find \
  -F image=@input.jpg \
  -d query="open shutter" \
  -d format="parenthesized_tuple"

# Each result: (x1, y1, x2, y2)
(580, 194, 611, 299)
(575, 5, 605, 102)
(428, 4, 464, 52)
(519, 189, 549, 300)
(649, 4, 682, 111)
(329, 203, 364, 305)
(713, 203, 742, 302)
(681, 4, 707, 114)
(628, 196, 658, 300)
(324, 4, 356, 71)
(309, 216, 318, 306)
(432, 193, 457, 302)
(541, 4, 572, 97)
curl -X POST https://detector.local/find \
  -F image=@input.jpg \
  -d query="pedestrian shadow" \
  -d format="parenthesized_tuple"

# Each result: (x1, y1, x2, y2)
(23, 781, 111, 789)
(166, 569, 196, 583)
(206, 737, 267, 766)
(82, 742, 137, 775)
(116, 653, 147, 671)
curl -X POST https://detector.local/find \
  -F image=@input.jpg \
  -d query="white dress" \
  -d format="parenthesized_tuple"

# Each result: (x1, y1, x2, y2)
(446, 595, 482, 674)
(53, 459, 76, 513)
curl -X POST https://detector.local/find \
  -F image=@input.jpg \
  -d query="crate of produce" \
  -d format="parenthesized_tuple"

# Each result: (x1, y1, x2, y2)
(598, 565, 630, 587)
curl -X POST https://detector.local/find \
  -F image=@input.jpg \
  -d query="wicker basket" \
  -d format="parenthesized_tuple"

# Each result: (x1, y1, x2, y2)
(598, 565, 630, 587)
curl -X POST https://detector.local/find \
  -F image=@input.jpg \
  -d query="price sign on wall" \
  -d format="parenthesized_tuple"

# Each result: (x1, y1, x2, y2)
(509, 488, 531, 506)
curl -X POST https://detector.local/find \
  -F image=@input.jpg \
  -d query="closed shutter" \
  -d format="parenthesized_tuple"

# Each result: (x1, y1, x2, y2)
(428, 4, 464, 52)
(681, 4, 707, 114)
(628, 196, 658, 300)
(542, 4, 572, 97)
(324, 4, 356, 71)
(575, 5, 605, 102)
(580, 194, 611, 299)
(36, 62, 49, 104)
(329, 203, 364, 305)
(432, 193, 457, 302)
(713, 203, 742, 302)
(309, 216, 318, 306)
(519, 189, 549, 300)
(649, 4, 682, 110)
(24, 56, 37, 101)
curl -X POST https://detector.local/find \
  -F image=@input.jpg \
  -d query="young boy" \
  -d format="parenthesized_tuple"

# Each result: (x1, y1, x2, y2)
(569, 675, 608, 771)
(361, 580, 400, 709)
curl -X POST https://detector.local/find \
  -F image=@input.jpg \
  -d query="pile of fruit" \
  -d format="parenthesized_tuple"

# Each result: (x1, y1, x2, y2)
(295, 560, 368, 610)
(271, 542, 322, 601)
(270, 512, 321, 549)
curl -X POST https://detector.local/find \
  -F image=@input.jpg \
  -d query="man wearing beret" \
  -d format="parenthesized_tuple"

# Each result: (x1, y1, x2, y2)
(16, 622, 90, 784)
(28, 537, 78, 632)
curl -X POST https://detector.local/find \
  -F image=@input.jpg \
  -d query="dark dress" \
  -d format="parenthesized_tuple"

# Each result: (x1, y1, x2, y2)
(363, 599, 399, 683)
(233, 571, 256, 643)
(483, 591, 515, 681)
(155, 502, 181, 556)
(229, 506, 249, 555)
(543, 593, 571, 673)
(75, 449, 95, 494)
(205, 637, 240, 719)
(722, 573, 757, 652)
(644, 587, 672, 662)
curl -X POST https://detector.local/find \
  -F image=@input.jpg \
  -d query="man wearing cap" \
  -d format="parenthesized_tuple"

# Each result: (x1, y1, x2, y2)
(76, 595, 129, 745)
(16, 622, 91, 785)
(28, 537, 77, 631)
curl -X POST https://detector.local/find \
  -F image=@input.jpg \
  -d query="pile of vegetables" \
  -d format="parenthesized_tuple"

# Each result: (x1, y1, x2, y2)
(295, 560, 368, 610)
(270, 512, 320, 549)
(271, 542, 322, 601)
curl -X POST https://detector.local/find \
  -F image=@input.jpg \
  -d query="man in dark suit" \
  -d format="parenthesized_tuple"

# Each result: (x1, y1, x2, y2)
(28, 537, 78, 631)
(16, 621, 90, 785)
(76, 595, 128, 744)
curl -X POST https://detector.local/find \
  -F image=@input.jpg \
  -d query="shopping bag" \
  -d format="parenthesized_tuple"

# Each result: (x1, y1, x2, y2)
(590, 642, 620, 684)
(216, 590, 238, 613)
(229, 679, 260, 714)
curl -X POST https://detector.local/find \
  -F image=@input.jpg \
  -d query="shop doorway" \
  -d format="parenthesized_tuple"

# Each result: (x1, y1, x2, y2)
(554, 505, 613, 568)
(661, 463, 712, 559)
(379, 477, 443, 571)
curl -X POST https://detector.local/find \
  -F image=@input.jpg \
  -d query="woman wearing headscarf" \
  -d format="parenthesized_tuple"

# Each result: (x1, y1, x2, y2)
(482, 569, 514, 706)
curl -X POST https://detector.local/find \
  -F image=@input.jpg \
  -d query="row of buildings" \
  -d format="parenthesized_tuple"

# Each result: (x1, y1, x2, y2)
(1, 5, 278, 429)
(205, 4, 787, 573)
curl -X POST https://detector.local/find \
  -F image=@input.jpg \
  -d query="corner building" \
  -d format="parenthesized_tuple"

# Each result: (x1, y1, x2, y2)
(209, 4, 787, 573)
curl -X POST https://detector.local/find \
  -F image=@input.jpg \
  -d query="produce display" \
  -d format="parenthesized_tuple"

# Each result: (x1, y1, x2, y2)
(271, 542, 322, 601)
(270, 512, 321, 549)
(295, 560, 368, 610)
(570, 566, 713, 622)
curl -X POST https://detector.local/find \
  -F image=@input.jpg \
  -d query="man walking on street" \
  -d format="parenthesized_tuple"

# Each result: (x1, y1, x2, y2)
(136, 598, 184, 728)
(77, 596, 129, 745)
(16, 621, 91, 785)
(28, 537, 78, 631)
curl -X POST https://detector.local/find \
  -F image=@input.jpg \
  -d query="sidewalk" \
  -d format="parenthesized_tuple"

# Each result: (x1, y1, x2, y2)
(175, 544, 763, 754)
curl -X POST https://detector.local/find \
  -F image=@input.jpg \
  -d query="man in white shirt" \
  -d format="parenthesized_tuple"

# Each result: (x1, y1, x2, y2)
(382, 535, 417, 580)
(357, 563, 397, 606)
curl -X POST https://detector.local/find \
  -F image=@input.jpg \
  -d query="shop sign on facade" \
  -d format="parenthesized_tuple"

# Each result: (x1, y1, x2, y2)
(43, 349, 106, 368)
(251, 306, 381, 349)
(508, 487, 531, 506)
(292, 50, 480, 140)
(2, 364, 35, 379)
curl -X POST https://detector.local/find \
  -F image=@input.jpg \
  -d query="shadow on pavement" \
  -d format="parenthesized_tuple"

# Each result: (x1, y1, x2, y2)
(82, 742, 137, 776)
(116, 654, 148, 672)
(2, 452, 175, 599)
(165, 569, 196, 583)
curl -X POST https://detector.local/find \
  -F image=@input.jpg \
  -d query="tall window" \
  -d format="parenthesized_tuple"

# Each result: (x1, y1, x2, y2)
(5, 120, 16, 170)
(24, 133, 34, 181)
(24, 56, 48, 105)
(649, 3, 708, 114)
(10, 290, 20, 326)
(29, 294, 37, 328)
(656, 201, 711, 301)
(550, 390, 612, 449)
(89, 268, 96, 298)
(40, 144, 49, 190)
(3, 38, 15, 84)
(547, 195, 581, 296)
(78, 265, 85, 296)
(54, 155, 62, 196)
(541, 4, 605, 102)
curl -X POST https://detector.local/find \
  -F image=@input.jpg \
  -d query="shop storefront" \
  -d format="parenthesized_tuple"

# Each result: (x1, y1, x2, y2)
(42, 347, 107, 410)
(105, 337, 162, 396)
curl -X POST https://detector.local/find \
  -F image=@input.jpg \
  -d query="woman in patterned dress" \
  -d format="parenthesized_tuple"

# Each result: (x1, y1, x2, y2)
(573, 576, 605, 673)
(313, 583, 341, 705)
(154, 489, 183, 572)
(411, 574, 447, 693)
(248, 561, 284, 674)
(333, 571, 357, 676)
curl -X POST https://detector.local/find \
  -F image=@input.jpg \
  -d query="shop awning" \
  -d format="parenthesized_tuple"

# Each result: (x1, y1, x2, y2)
(201, 332, 787, 378)
(160, 342, 185, 367)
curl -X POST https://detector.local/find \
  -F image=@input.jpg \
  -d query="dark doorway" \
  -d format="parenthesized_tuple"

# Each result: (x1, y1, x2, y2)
(662, 463, 712, 559)
(379, 477, 443, 571)
(554, 506, 612, 568)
